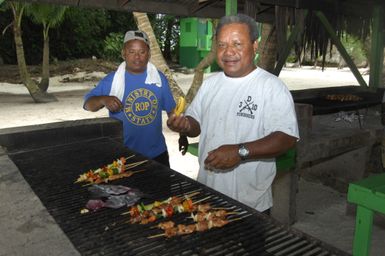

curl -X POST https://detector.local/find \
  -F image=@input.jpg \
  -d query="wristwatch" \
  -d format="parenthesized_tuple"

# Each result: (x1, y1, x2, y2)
(238, 144, 249, 160)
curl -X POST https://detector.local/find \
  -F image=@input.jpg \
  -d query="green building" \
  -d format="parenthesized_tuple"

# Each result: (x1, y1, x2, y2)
(179, 18, 219, 72)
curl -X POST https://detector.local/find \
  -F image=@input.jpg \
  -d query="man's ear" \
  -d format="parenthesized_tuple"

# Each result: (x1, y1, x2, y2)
(121, 49, 125, 59)
(253, 40, 258, 54)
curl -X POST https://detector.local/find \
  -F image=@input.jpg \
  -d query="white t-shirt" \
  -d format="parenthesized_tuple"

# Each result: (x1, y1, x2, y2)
(186, 68, 299, 211)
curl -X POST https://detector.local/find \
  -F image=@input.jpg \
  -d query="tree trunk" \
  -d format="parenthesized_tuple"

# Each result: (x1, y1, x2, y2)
(39, 26, 50, 92)
(257, 23, 278, 73)
(163, 18, 173, 61)
(133, 12, 184, 99)
(11, 3, 56, 103)
(185, 20, 218, 104)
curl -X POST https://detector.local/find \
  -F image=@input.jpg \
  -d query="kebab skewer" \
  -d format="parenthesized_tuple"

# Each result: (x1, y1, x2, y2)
(189, 209, 241, 222)
(124, 194, 210, 224)
(75, 156, 148, 185)
(149, 214, 242, 238)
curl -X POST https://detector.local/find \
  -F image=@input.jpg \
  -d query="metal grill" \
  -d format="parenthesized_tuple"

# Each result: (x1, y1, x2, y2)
(294, 92, 381, 115)
(9, 137, 350, 256)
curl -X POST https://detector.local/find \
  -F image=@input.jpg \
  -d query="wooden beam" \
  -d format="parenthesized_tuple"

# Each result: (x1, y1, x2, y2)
(189, 0, 221, 15)
(273, 10, 308, 76)
(315, 11, 368, 88)
(16, 0, 226, 18)
(226, 0, 237, 15)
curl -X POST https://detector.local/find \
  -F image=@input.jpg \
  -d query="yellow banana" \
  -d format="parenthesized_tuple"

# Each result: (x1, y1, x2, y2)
(174, 96, 186, 116)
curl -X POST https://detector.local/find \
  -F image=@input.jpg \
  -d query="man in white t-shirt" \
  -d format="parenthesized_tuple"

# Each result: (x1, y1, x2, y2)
(167, 14, 299, 214)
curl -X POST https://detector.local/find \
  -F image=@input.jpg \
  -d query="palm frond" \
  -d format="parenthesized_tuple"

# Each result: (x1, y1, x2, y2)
(26, 3, 67, 28)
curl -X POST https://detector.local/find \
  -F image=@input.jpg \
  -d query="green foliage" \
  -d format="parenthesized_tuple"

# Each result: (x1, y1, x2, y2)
(0, 7, 171, 64)
(26, 3, 67, 29)
(49, 7, 110, 60)
(341, 34, 367, 65)
(103, 32, 123, 61)
(152, 14, 180, 61)
(49, 8, 135, 61)
(286, 54, 297, 63)
(0, 0, 6, 8)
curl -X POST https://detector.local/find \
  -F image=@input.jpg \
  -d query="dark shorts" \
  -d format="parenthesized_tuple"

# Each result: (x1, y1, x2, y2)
(153, 151, 170, 167)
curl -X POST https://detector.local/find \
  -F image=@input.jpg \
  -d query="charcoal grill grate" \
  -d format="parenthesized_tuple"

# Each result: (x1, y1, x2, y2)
(8, 137, 350, 256)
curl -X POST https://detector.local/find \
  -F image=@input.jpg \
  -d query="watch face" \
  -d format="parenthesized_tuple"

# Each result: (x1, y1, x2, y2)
(239, 148, 248, 156)
(239, 145, 249, 159)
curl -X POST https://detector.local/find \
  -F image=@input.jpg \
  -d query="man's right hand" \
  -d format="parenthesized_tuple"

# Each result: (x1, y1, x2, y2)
(101, 96, 123, 112)
(84, 95, 123, 112)
(167, 114, 191, 134)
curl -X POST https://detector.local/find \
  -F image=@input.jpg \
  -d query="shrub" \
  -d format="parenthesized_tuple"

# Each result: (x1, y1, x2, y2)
(103, 32, 124, 62)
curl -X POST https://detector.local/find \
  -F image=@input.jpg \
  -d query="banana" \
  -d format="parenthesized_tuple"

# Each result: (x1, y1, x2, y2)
(174, 96, 186, 116)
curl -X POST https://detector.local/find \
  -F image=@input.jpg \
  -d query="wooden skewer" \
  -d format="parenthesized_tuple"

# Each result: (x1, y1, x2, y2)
(192, 196, 211, 205)
(189, 211, 241, 218)
(182, 190, 201, 199)
(228, 216, 248, 223)
(125, 155, 135, 160)
(148, 233, 166, 239)
(125, 159, 148, 168)
(212, 207, 235, 210)
(128, 169, 146, 175)
(224, 211, 241, 215)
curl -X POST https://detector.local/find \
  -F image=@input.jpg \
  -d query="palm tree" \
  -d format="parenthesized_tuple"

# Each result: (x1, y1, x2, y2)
(7, 1, 56, 103)
(185, 19, 218, 104)
(133, 12, 184, 99)
(26, 3, 67, 92)
(257, 23, 278, 73)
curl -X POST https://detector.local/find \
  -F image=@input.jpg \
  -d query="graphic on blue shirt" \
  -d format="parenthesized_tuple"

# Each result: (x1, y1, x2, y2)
(125, 88, 158, 126)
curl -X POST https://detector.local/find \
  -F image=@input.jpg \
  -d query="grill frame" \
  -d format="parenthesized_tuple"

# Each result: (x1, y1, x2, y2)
(292, 86, 384, 115)
(8, 137, 351, 256)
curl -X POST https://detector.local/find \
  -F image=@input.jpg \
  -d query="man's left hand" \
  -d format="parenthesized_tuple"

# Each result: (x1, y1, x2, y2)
(204, 144, 241, 172)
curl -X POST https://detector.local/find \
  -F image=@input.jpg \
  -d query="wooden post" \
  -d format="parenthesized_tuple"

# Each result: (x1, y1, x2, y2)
(315, 11, 368, 88)
(369, 5, 384, 88)
(225, 0, 237, 15)
(273, 10, 308, 76)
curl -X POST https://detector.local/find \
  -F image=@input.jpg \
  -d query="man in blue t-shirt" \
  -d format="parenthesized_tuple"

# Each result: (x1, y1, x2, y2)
(84, 30, 176, 166)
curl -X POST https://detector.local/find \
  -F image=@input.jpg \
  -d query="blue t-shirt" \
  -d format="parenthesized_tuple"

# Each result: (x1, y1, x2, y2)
(84, 69, 176, 158)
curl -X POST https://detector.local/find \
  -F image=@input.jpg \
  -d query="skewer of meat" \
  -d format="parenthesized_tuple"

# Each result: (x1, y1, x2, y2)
(189, 210, 241, 222)
(124, 195, 211, 224)
(75, 157, 147, 185)
(122, 191, 201, 215)
(126, 198, 198, 224)
(148, 217, 244, 238)
(84, 169, 146, 186)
